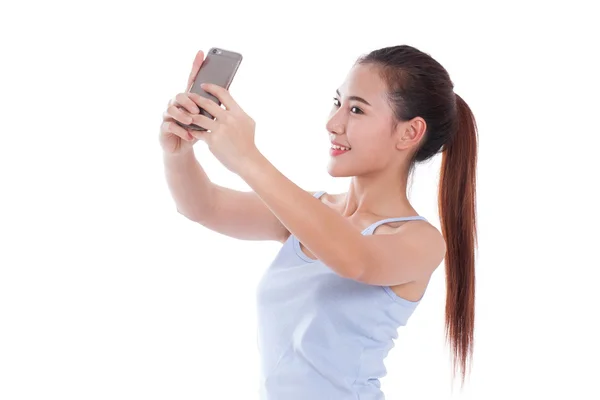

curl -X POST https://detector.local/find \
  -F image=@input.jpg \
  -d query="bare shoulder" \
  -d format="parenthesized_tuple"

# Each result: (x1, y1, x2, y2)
(396, 219, 446, 266)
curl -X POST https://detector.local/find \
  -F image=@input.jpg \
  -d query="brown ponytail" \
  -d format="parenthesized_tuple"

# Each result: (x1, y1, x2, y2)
(439, 93, 478, 389)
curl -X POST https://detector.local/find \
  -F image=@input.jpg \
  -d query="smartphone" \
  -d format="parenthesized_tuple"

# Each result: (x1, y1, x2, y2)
(176, 47, 243, 131)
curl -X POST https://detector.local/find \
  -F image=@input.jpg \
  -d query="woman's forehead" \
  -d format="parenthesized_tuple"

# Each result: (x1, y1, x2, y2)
(339, 65, 388, 103)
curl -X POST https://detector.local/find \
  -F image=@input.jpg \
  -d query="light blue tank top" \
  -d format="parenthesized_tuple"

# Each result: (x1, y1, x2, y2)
(255, 191, 429, 399)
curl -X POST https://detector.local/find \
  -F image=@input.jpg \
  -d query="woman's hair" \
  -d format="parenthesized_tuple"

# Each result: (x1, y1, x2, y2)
(356, 45, 478, 390)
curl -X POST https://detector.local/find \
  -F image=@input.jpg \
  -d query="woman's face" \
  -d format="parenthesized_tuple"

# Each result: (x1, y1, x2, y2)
(325, 64, 404, 178)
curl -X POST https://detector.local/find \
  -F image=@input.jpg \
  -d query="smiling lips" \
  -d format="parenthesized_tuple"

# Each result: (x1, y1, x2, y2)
(330, 143, 351, 156)
(331, 140, 350, 149)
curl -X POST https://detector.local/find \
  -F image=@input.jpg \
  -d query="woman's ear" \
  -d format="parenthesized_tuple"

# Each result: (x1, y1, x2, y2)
(396, 117, 427, 150)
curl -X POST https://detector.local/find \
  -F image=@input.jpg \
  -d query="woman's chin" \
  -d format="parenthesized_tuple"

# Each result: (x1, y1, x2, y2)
(327, 164, 351, 177)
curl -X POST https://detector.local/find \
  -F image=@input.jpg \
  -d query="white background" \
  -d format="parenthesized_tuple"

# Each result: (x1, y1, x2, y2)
(1, 1, 599, 399)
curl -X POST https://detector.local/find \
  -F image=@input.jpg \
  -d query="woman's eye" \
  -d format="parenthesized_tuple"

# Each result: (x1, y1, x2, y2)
(332, 98, 363, 114)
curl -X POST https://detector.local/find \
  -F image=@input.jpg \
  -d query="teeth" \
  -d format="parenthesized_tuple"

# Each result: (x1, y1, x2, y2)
(332, 145, 350, 151)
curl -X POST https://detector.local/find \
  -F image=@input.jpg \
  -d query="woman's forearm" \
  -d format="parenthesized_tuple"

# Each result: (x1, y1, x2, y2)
(163, 148, 215, 222)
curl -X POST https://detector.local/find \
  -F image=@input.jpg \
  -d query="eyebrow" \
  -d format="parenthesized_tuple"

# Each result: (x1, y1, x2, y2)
(336, 89, 371, 107)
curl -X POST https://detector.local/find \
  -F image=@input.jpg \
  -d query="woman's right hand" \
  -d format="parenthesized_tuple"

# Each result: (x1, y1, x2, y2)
(159, 50, 205, 155)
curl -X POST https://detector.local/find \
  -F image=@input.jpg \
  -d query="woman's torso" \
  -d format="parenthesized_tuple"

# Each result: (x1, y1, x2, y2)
(255, 191, 435, 399)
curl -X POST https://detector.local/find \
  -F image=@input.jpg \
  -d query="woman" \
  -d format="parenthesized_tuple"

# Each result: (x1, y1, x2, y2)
(160, 44, 477, 399)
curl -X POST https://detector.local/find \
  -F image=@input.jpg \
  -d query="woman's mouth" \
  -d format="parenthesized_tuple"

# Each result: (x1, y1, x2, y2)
(330, 144, 351, 156)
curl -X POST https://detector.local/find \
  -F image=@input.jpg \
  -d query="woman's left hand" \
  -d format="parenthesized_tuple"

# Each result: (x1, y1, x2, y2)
(188, 83, 259, 174)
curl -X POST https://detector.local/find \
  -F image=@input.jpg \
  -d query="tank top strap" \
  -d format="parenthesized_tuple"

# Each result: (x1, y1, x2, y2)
(362, 215, 428, 235)
(312, 190, 327, 199)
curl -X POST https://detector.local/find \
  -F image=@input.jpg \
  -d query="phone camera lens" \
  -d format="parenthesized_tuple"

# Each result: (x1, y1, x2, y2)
(212, 49, 218, 54)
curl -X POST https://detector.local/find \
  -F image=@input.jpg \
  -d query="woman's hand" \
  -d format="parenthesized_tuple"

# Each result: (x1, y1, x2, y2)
(159, 50, 205, 155)
(188, 83, 260, 174)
